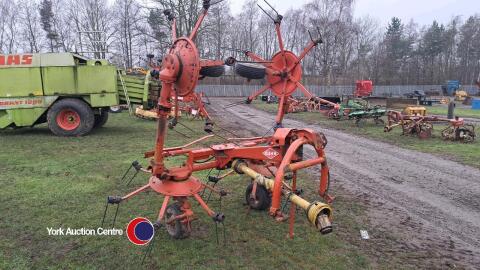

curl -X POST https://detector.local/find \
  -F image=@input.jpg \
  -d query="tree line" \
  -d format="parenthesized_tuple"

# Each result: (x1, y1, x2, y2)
(0, 0, 479, 86)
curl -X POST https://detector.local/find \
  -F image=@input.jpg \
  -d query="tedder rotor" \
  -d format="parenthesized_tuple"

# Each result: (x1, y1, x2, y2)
(231, 0, 339, 127)
(102, 0, 334, 242)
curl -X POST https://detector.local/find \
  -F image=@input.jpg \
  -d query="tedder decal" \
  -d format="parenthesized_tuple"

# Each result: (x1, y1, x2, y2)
(0, 54, 33, 67)
(0, 96, 57, 110)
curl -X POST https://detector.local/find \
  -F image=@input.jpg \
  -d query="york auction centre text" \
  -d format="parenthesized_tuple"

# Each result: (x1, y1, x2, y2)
(47, 227, 123, 236)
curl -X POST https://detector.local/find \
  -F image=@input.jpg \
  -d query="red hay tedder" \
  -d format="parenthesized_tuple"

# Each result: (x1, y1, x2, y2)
(228, 1, 339, 127)
(102, 0, 334, 243)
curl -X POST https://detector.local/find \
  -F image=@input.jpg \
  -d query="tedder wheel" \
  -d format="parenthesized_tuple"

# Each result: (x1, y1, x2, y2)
(199, 65, 225, 77)
(164, 203, 190, 239)
(235, 63, 266, 80)
(245, 182, 271, 210)
(94, 110, 109, 128)
(47, 98, 95, 137)
(456, 125, 476, 143)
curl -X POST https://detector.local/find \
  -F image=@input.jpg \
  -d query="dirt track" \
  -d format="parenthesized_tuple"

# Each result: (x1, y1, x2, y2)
(208, 98, 480, 269)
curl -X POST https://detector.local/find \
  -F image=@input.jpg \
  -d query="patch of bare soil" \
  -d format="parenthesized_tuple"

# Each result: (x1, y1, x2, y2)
(207, 98, 480, 270)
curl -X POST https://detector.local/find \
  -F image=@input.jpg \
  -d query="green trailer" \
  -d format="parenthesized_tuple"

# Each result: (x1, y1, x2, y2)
(0, 53, 118, 136)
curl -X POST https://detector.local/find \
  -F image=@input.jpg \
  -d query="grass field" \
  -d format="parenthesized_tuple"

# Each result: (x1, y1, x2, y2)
(0, 113, 381, 269)
(427, 105, 480, 119)
(253, 102, 480, 169)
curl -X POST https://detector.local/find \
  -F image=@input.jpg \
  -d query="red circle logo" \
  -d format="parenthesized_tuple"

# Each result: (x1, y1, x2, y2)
(126, 217, 155, 245)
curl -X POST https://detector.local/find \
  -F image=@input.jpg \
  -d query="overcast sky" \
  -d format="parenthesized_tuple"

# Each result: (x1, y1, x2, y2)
(229, 0, 479, 26)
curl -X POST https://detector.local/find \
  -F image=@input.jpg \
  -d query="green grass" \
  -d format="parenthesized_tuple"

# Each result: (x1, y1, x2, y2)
(0, 113, 379, 269)
(253, 102, 480, 169)
(426, 105, 480, 119)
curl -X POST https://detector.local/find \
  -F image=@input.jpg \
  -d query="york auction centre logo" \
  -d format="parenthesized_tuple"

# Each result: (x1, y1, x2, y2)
(126, 217, 155, 245)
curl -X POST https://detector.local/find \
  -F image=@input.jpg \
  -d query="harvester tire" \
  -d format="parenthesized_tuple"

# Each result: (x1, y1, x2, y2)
(245, 183, 271, 210)
(165, 203, 190, 239)
(200, 65, 225, 77)
(94, 110, 109, 128)
(235, 63, 266, 80)
(47, 98, 95, 137)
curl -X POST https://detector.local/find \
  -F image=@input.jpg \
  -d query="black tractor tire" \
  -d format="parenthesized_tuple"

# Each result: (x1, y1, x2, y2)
(235, 63, 266, 80)
(47, 98, 95, 137)
(245, 182, 271, 210)
(164, 203, 190, 239)
(109, 106, 123, 113)
(200, 65, 225, 77)
(94, 110, 109, 128)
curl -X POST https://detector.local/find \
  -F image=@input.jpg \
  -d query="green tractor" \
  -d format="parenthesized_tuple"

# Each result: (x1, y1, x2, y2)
(328, 97, 386, 127)
(0, 53, 118, 136)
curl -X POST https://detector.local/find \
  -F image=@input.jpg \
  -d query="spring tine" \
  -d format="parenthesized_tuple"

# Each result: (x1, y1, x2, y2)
(215, 222, 219, 244)
(281, 197, 290, 212)
(141, 235, 157, 266)
(171, 128, 190, 138)
(101, 200, 109, 228)
(177, 121, 196, 133)
(257, 4, 275, 22)
(121, 165, 133, 182)
(200, 169, 214, 198)
(205, 189, 213, 204)
(219, 195, 222, 212)
(125, 171, 139, 186)
(222, 222, 226, 246)
(112, 204, 120, 228)
(216, 124, 241, 138)
(263, 0, 279, 16)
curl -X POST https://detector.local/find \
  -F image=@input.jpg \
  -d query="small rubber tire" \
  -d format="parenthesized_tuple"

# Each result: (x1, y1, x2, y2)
(245, 183, 271, 210)
(94, 110, 109, 128)
(47, 98, 95, 137)
(235, 63, 266, 80)
(109, 106, 122, 113)
(200, 65, 225, 77)
(165, 203, 190, 239)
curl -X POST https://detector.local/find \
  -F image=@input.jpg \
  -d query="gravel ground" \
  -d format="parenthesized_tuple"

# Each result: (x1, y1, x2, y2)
(208, 98, 480, 269)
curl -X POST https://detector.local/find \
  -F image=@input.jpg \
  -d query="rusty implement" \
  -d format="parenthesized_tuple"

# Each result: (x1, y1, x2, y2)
(287, 97, 336, 115)
(103, 0, 334, 242)
(384, 110, 476, 142)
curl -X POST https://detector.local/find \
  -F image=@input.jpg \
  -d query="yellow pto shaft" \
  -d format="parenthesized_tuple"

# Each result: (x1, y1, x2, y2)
(233, 160, 333, 234)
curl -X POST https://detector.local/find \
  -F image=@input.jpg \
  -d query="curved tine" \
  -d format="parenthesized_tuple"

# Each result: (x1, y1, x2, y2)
(263, 0, 279, 16)
(257, 4, 275, 22)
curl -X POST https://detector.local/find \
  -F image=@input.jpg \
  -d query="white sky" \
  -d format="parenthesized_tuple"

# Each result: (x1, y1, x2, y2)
(229, 0, 479, 26)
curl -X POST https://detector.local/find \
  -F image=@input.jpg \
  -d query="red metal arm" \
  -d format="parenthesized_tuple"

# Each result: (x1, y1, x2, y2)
(295, 82, 314, 98)
(245, 51, 270, 67)
(275, 23, 288, 69)
(200, 59, 224, 67)
(172, 18, 177, 40)
(189, 9, 208, 40)
(287, 41, 316, 73)
(247, 84, 271, 102)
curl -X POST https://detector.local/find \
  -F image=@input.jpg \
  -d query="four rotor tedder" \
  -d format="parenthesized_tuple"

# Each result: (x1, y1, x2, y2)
(103, 0, 334, 240)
